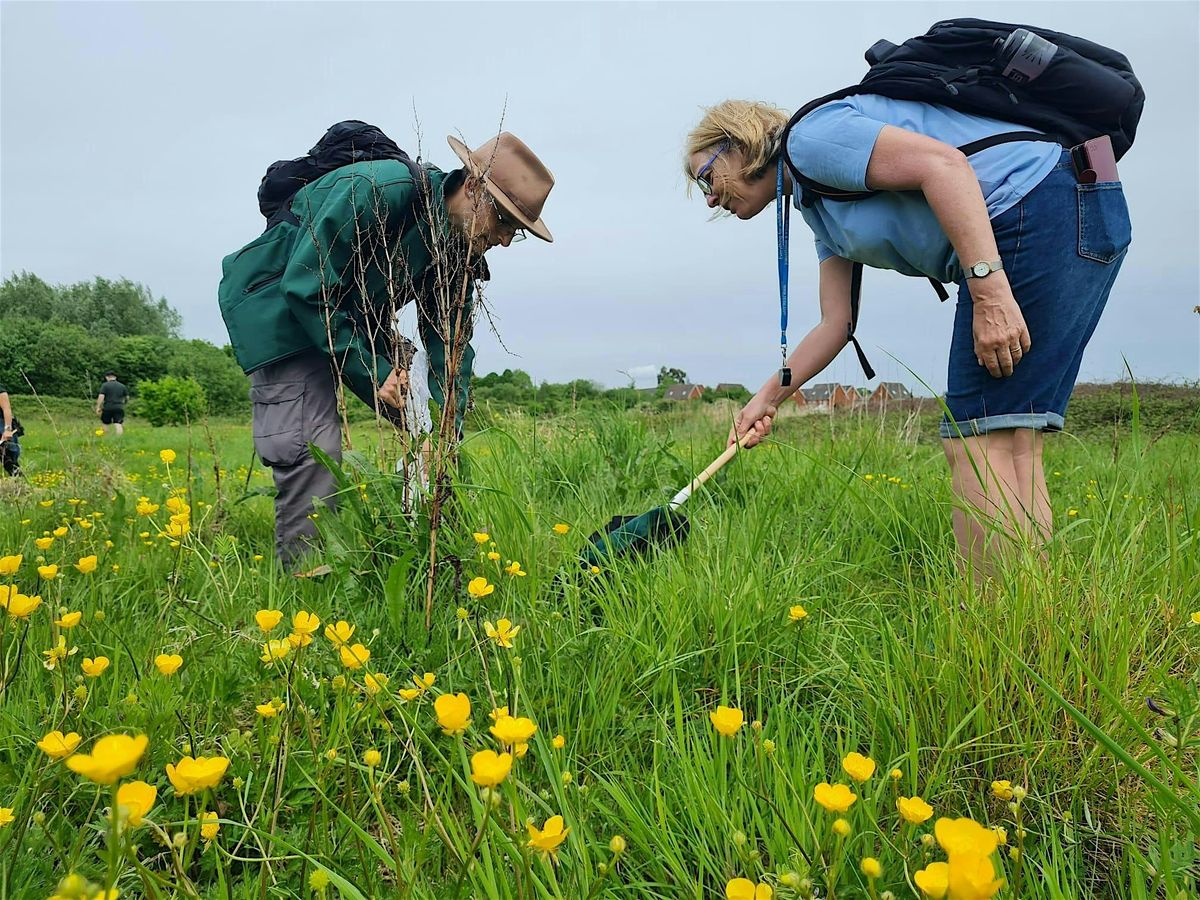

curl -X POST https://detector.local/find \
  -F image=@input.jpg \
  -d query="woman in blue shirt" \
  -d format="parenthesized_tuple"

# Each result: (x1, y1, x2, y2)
(684, 98, 1130, 572)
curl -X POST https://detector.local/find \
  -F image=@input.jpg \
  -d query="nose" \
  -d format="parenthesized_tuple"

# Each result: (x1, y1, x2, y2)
(706, 193, 719, 209)
(498, 232, 513, 248)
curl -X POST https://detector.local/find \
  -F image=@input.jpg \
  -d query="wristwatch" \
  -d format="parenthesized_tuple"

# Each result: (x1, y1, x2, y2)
(965, 259, 1004, 279)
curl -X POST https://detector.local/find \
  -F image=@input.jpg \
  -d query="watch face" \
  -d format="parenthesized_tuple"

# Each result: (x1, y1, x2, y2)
(972, 262, 991, 278)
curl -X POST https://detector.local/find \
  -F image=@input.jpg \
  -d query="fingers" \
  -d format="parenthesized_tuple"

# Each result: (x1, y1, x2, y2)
(994, 347, 1015, 378)
(741, 415, 773, 448)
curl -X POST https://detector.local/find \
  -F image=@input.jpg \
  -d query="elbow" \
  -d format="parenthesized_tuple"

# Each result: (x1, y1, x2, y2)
(920, 147, 972, 189)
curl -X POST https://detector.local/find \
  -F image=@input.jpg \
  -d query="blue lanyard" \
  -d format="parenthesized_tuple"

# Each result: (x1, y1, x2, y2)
(776, 156, 792, 386)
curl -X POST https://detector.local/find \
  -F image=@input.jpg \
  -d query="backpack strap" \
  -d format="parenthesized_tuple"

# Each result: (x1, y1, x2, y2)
(848, 263, 876, 380)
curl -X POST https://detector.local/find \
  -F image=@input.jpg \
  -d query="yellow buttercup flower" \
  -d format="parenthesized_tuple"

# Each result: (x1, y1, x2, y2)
(38, 564, 59, 580)
(66, 733, 148, 784)
(117, 780, 157, 826)
(468, 577, 494, 599)
(990, 780, 1013, 801)
(363, 749, 382, 768)
(363, 673, 389, 696)
(470, 750, 512, 787)
(842, 751, 876, 783)
(552, 523, 570, 535)
(260, 639, 290, 663)
(399, 672, 435, 701)
(155, 654, 183, 676)
(914, 862, 949, 898)
(81, 656, 110, 677)
(324, 620, 354, 646)
(897, 795, 935, 825)
(292, 610, 321, 635)
(435, 693, 472, 735)
(484, 618, 521, 648)
(136, 500, 160, 516)
(0, 808, 12, 828)
(74, 556, 98, 575)
(166, 755, 231, 795)
(199, 810, 219, 841)
(527, 814, 570, 856)
(54, 611, 82, 629)
(947, 852, 1005, 898)
(53, 527, 69, 538)
(935, 817, 1000, 858)
(256, 702, 279, 718)
(861, 857, 882, 880)
(788, 604, 808, 622)
(255, 609, 283, 632)
(833, 818, 851, 837)
(38, 500, 54, 508)
(0, 555, 22, 576)
(490, 715, 537, 747)
(1191, 611, 1200, 625)
(35, 537, 54, 551)
(726, 878, 773, 899)
(552, 734, 566, 750)
(42, 635, 70, 670)
(339, 643, 370, 669)
(504, 560, 527, 577)
(287, 631, 313, 649)
(6, 591, 42, 618)
(159, 449, 177, 464)
(709, 705, 744, 738)
(487, 551, 501, 561)
(813, 782, 857, 813)
(37, 730, 82, 760)
(472, 532, 490, 544)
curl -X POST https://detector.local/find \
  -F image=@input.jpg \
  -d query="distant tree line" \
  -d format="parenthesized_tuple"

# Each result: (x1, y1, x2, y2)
(0, 272, 765, 424)
(0, 272, 249, 416)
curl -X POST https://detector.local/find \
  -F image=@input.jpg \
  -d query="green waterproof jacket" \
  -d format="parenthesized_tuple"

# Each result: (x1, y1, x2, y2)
(218, 161, 476, 429)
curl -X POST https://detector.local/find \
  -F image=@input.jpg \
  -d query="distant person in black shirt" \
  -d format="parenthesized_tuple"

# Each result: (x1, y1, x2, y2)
(0, 379, 21, 476)
(96, 371, 129, 436)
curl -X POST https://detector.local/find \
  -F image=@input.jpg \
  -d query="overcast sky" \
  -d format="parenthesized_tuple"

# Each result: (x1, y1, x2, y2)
(2, 1, 1197, 392)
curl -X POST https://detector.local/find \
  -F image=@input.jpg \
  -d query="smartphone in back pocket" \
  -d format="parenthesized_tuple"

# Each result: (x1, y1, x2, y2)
(1071, 135, 1119, 184)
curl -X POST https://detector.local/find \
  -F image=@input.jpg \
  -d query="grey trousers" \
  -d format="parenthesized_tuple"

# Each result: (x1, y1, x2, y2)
(250, 352, 343, 566)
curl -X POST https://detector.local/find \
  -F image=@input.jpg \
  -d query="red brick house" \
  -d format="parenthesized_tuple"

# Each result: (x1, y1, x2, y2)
(801, 383, 856, 409)
(868, 382, 914, 406)
(663, 383, 705, 401)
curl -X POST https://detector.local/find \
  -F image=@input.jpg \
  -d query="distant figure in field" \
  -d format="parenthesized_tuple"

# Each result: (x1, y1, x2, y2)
(0, 380, 23, 477)
(96, 372, 129, 436)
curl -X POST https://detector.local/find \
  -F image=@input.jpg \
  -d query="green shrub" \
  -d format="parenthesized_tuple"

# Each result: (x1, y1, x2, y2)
(136, 375, 207, 426)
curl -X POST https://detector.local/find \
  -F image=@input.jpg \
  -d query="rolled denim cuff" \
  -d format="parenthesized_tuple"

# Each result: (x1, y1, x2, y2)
(939, 411, 1065, 439)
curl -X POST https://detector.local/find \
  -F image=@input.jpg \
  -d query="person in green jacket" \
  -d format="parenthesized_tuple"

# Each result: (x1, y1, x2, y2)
(218, 130, 555, 566)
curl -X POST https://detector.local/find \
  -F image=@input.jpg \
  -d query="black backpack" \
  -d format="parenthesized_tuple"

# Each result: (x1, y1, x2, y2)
(256, 120, 427, 232)
(780, 19, 1144, 378)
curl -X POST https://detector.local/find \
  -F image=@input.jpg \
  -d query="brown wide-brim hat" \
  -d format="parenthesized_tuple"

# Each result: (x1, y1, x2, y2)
(447, 132, 554, 242)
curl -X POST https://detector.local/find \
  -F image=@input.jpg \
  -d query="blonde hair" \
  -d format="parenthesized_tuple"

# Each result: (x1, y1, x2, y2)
(683, 100, 790, 186)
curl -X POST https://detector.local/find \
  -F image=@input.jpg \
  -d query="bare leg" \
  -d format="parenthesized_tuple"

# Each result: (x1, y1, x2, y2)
(114, 422, 124, 436)
(943, 429, 1041, 577)
(1010, 429, 1051, 543)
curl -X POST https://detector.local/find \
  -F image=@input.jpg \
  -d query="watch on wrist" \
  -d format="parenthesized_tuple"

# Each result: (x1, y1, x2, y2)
(966, 259, 1004, 279)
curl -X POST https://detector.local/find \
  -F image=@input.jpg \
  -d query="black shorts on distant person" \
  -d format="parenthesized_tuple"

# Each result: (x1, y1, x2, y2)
(101, 409, 125, 425)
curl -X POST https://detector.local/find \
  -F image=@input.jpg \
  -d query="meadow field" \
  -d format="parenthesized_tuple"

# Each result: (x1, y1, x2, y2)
(0, 398, 1196, 899)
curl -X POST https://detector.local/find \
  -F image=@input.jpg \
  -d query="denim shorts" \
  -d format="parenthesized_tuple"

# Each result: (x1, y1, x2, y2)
(941, 150, 1131, 439)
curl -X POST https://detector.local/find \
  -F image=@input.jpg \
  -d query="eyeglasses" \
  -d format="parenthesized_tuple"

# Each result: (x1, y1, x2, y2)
(694, 141, 729, 196)
(488, 194, 527, 243)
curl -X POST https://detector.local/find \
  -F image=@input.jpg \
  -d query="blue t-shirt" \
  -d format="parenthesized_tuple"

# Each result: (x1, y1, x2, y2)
(787, 94, 1060, 283)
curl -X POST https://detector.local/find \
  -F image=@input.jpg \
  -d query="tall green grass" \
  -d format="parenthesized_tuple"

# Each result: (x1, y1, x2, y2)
(0, 404, 1195, 897)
